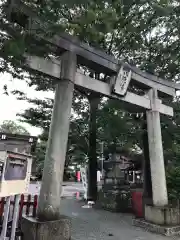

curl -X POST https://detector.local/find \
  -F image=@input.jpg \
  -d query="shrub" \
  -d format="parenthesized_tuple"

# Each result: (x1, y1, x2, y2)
(166, 166, 180, 202)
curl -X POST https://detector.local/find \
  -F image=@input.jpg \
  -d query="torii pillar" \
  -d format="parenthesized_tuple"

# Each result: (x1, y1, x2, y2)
(22, 51, 77, 240)
(146, 89, 168, 207)
(142, 113, 152, 207)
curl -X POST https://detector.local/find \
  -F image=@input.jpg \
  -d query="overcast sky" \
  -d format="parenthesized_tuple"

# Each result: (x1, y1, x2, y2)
(0, 72, 54, 136)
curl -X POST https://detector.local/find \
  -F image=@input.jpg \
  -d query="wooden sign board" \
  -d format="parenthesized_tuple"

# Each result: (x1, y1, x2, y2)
(0, 150, 32, 197)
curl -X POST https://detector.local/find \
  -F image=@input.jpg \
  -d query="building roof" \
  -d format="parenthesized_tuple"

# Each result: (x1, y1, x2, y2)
(0, 132, 38, 143)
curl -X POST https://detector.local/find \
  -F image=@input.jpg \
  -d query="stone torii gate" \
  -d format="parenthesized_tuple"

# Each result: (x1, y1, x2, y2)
(6, 1, 180, 239)
(27, 53, 175, 209)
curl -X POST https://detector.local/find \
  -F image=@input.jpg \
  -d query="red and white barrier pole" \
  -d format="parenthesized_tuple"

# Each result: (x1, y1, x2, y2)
(76, 171, 81, 182)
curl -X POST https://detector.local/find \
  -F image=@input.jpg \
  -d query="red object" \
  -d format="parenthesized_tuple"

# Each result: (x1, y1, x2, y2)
(0, 197, 5, 217)
(77, 171, 81, 182)
(131, 190, 143, 218)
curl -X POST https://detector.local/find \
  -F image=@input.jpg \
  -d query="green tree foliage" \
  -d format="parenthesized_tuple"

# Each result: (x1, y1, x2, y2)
(34, 141, 47, 177)
(18, 93, 90, 173)
(1, 0, 180, 176)
(97, 99, 142, 150)
(1, 0, 178, 79)
(0, 120, 30, 135)
(167, 166, 180, 201)
(18, 96, 142, 168)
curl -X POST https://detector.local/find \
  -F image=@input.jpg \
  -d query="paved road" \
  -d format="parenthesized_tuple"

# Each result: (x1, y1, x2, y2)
(60, 199, 178, 240)
(28, 181, 84, 197)
(27, 182, 178, 240)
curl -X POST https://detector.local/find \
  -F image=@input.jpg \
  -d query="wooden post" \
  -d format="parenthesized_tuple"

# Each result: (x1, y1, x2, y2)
(87, 95, 100, 202)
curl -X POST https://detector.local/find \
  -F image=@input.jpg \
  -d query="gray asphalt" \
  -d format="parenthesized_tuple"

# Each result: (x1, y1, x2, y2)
(27, 182, 178, 240)
(28, 182, 84, 197)
(60, 199, 178, 240)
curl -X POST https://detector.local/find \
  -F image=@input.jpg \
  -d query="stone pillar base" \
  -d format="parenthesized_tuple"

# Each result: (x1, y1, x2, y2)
(145, 204, 180, 225)
(21, 215, 71, 240)
(132, 205, 180, 237)
(133, 218, 180, 237)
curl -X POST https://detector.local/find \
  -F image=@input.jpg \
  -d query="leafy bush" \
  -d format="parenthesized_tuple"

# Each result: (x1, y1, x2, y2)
(166, 166, 180, 201)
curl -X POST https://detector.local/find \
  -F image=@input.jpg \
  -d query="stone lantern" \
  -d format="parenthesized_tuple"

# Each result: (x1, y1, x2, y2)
(97, 148, 132, 212)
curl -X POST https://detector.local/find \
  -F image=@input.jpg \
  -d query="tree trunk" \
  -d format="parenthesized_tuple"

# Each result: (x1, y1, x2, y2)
(87, 94, 100, 201)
